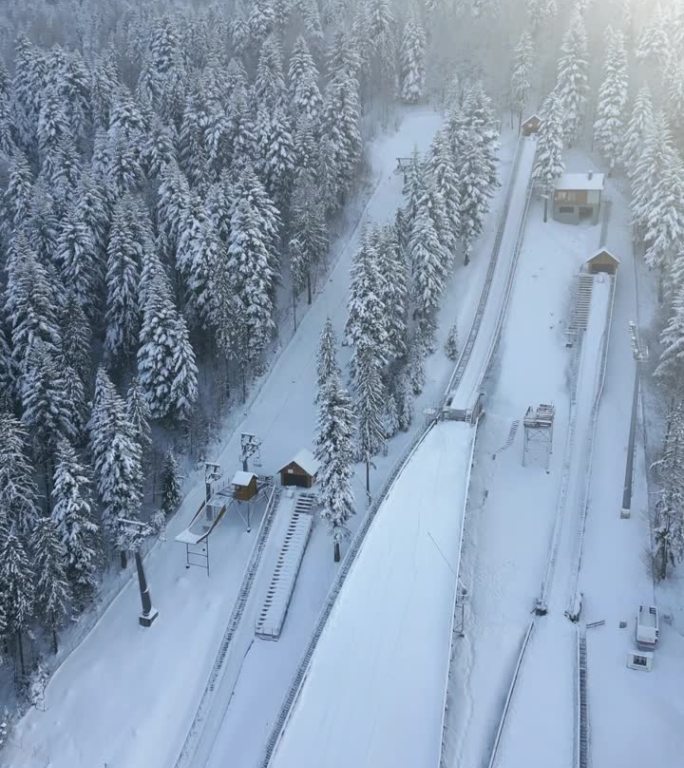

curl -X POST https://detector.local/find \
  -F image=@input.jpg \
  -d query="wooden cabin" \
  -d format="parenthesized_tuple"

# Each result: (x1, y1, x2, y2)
(521, 114, 542, 136)
(585, 249, 619, 275)
(553, 172, 605, 225)
(279, 449, 319, 488)
(232, 470, 258, 501)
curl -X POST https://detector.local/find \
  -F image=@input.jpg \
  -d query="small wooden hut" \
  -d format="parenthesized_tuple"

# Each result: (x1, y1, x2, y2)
(279, 449, 319, 488)
(585, 249, 619, 275)
(232, 470, 258, 501)
(521, 114, 542, 136)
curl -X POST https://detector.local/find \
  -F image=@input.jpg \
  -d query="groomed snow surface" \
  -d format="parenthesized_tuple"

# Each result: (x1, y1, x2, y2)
(268, 136, 538, 768)
(269, 422, 475, 768)
(446, 155, 684, 768)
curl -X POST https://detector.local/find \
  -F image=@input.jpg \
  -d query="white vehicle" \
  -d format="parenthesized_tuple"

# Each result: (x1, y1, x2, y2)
(636, 604, 659, 649)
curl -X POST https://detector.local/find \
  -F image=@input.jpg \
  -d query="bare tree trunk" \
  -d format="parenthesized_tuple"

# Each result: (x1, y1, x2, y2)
(334, 541, 340, 562)
(52, 628, 58, 655)
(17, 631, 25, 677)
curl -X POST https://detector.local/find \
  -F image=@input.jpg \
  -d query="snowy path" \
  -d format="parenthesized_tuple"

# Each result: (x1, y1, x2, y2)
(265, 135, 537, 768)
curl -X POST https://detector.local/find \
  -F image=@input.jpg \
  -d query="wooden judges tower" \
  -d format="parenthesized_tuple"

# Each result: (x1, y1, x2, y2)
(523, 404, 555, 471)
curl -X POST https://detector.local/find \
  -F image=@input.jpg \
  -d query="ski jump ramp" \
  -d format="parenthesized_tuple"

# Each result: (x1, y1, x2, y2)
(265, 137, 538, 768)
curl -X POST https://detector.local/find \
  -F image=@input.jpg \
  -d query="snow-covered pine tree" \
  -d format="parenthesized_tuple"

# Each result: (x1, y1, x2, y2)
(160, 449, 181, 517)
(104, 197, 143, 364)
(643, 152, 684, 281)
(227, 196, 276, 363)
(525, 0, 557, 34)
(21, 341, 78, 466)
(636, 4, 669, 65)
(4, 235, 61, 372)
(354, 341, 386, 495)
(428, 129, 462, 247)
(394, 371, 414, 430)
(289, 169, 328, 304)
(445, 323, 459, 360)
(653, 403, 684, 579)
(321, 70, 361, 209)
(126, 378, 152, 455)
(176, 195, 223, 330)
(381, 391, 400, 442)
(410, 204, 447, 344)
(0, 518, 34, 675)
(0, 412, 40, 535)
(593, 28, 628, 173)
(137, 255, 198, 422)
(374, 224, 408, 362)
(255, 34, 286, 111)
(89, 368, 143, 556)
(399, 15, 426, 104)
(366, 0, 397, 94)
(288, 36, 322, 126)
(533, 91, 565, 222)
(30, 515, 71, 653)
(317, 317, 341, 399)
(156, 160, 191, 255)
(345, 231, 389, 375)
(2, 151, 33, 236)
(555, 10, 589, 146)
(629, 112, 671, 235)
(511, 31, 534, 127)
(51, 439, 99, 601)
(255, 103, 296, 205)
(315, 330, 355, 561)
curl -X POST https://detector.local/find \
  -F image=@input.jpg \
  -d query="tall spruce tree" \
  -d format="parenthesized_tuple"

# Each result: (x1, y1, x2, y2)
(315, 325, 355, 561)
(593, 28, 628, 173)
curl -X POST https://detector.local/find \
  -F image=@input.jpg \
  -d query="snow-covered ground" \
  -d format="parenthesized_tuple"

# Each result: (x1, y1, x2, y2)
(268, 421, 475, 768)
(5, 107, 520, 768)
(444, 154, 617, 767)
(265, 135, 537, 768)
(446, 157, 684, 768)
(493, 274, 612, 768)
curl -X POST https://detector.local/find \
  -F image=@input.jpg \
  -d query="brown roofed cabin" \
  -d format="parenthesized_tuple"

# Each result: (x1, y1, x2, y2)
(585, 249, 619, 275)
(232, 470, 258, 501)
(279, 449, 319, 488)
(521, 114, 542, 136)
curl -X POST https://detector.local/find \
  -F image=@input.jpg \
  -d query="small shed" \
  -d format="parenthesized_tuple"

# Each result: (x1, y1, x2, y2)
(553, 172, 605, 225)
(521, 114, 542, 136)
(232, 470, 258, 501)
(585, 249, 619, 275)
(279, 449, 319, 488)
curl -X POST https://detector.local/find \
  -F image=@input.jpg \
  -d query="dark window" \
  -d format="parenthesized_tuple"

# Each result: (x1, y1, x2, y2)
(634, 655, 647, 667)
(558, 206, 574, 214)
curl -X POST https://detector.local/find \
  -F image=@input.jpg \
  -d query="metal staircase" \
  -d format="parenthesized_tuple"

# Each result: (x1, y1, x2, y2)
(577, 631, 589, 768)
(255, 493, 316, 640)
(494, 420, 520, 457)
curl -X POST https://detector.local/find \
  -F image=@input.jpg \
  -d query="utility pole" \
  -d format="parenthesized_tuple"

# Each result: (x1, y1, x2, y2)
(119, 518, 158, 627)
(622, 322, 648, 518)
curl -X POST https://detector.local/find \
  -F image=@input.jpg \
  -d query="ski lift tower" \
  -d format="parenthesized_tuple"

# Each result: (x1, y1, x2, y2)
(240, 432, 262, 472)
(522, 404, 555, 471)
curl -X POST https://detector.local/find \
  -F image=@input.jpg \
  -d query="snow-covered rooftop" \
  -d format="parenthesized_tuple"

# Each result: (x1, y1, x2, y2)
(555, 172, 605, 191)
(587, 248, 620, 263)
(282, 448, 319, 476)
(232, 470, 256, 486)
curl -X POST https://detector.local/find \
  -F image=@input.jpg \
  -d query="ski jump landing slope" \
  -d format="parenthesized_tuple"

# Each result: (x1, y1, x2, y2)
(268, 137, 537, 768)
